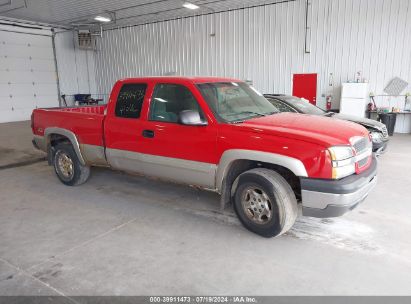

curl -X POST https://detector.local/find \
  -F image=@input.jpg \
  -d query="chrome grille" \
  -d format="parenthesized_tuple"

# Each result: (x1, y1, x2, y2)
(381, 126, 389, 138)
(353, 137, 369, 154)
(351, 136, 372, 170)
(358, 157, 369, 168)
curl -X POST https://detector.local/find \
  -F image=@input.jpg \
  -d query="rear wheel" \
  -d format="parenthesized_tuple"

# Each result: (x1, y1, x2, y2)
(53, 143, 90, 186)
(233, 168, 298, 238)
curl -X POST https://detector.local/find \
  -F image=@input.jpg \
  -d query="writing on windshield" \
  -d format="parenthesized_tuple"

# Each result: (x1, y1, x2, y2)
(197, 82, 278, 122)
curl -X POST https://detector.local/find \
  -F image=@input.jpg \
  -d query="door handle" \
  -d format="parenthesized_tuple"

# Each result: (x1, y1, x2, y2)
(142, 130, 155, 138)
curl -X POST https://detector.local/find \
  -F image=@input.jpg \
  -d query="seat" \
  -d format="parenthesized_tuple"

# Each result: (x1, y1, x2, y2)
(152, 100, 178, 122)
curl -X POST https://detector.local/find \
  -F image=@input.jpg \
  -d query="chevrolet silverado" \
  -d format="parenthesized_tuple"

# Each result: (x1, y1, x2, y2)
(31, 77, 377, 237)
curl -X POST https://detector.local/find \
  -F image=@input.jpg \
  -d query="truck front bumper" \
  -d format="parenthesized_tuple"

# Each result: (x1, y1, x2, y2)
(301, 157, 378, 218)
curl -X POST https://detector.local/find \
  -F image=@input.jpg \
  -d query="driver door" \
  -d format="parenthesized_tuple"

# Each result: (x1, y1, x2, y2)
(138, 83, 218, 188)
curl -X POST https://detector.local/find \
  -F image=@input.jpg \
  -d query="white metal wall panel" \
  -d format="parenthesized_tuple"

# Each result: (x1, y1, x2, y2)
(94, 0, 306, 102)
(62, 0, 411, 110)
(54, 31, 98, 105)
(0, 26, 59, 123)
(324, 0, 411, 107)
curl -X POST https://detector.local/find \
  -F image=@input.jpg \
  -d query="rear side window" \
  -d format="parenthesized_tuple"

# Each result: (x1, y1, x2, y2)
(149, 84, 204, 123)
(115, 83, 147, 118)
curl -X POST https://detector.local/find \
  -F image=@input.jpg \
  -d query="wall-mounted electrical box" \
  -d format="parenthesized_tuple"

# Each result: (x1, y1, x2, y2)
(76, 30, 95, 50)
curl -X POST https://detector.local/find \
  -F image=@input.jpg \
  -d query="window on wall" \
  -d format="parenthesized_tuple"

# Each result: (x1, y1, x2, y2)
(115, 84, 147, 118)
(149, 84, 204, 123)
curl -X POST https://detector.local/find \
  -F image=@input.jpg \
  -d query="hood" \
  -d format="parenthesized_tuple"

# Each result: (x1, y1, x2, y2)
(333, 113, 386, 131)
(238, 113, 369, 147)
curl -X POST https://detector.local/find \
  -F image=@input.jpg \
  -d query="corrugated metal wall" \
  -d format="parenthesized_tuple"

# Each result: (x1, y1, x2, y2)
(55, 31, 97, 105)
(78, 0, 410, 108)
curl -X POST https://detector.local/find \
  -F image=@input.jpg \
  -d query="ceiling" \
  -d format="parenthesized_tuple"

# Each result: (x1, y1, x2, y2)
(0, 0, 291, 30)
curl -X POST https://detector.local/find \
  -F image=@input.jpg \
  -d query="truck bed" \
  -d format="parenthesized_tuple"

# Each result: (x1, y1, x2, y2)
(53, 105, 106, 115)
(32, 105, 106, 147)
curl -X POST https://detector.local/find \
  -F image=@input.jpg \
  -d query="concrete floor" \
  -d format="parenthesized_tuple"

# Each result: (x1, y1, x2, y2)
(0, 121, 410, 296)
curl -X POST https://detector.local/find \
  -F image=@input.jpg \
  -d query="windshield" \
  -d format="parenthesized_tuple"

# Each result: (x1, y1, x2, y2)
(197, 82, 278, 122)
(282, 96, 326, 115)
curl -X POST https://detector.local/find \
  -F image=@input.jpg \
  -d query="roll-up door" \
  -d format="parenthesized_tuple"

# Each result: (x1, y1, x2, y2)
(0, 26, 59, 123)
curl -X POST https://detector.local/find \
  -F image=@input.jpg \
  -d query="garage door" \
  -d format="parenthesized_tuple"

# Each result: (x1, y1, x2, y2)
(0, 27, 59, 123)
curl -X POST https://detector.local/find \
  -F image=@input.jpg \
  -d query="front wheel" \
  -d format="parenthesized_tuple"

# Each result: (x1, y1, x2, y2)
(53, 143, 90, 186)
(233, 168, 298, 238)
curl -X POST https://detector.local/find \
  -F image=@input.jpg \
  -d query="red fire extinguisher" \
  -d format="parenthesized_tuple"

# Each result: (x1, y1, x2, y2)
(326, 95, 332, 111)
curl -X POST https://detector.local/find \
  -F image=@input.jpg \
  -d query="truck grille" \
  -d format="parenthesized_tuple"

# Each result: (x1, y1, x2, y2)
(352, 136, 372, 170)
(358, 157, 369, 168)
(353, 137, 369, 154)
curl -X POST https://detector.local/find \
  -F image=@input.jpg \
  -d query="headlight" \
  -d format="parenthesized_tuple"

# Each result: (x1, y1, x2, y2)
(328, 146, 354, 161)
(370, 131, 383, 143)
(328, 146, 355, 179)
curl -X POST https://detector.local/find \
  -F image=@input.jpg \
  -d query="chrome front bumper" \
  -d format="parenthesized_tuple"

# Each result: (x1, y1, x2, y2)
(301, 157, 378, 218)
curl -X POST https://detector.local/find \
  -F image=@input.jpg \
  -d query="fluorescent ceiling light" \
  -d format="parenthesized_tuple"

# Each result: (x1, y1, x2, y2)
(94, 15, 111, 22)
(182, 2, 199, 10)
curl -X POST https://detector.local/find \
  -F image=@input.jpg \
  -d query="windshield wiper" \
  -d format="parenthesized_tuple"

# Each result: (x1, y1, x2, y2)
(226, 111, 267, 118)
(229, 120, 245, 124)
(265, 111, 279, 116)
(226, 111, 278, 124)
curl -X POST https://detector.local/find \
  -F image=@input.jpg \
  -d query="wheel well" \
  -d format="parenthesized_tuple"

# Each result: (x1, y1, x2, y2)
(220, 159, 301, 209)
(47, 134, 71, 164)
(49, 134, 71, 146)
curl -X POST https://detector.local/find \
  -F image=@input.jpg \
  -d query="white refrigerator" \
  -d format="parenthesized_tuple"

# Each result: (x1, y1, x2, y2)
(340, 83, 369, 118)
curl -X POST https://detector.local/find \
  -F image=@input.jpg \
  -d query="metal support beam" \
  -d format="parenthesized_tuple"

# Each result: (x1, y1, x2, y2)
(0, 0, 26, 14)
(0, 0, 12, 8)
(304, 0, 312, 54)
(51, 29, 62, 107)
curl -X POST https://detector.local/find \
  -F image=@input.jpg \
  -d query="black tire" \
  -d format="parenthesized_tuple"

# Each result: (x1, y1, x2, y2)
(53, 143, 90, 186)
(233, 168, 298, 238)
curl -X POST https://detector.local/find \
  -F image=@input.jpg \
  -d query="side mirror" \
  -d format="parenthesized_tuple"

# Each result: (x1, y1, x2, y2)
(178, 110, 208, 126)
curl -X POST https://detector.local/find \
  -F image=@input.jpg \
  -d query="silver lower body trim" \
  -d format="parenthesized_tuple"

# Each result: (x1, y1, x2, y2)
(33, 135, 46, 152)
(106, 148, 217, 189)
(301, 175, 377, 211)
(80, 144, 108, 166)
(32, 135, 216, 188)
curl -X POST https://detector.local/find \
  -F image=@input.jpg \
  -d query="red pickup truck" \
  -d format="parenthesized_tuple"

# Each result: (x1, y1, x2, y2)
(32, 77, 377, 237)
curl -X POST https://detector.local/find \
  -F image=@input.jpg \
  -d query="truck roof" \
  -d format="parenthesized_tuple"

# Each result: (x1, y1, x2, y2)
(117, 76, 242, 84)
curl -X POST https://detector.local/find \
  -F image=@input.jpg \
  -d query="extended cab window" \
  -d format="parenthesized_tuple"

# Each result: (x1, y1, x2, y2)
(115, 83, 147, 118)
(149, 84, 204, 123)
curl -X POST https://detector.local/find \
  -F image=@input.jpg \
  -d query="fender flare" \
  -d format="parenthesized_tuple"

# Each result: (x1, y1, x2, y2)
(216, 150, 308, 191)
(45, 127, 86, 166)
(216, 150, 308, 211)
